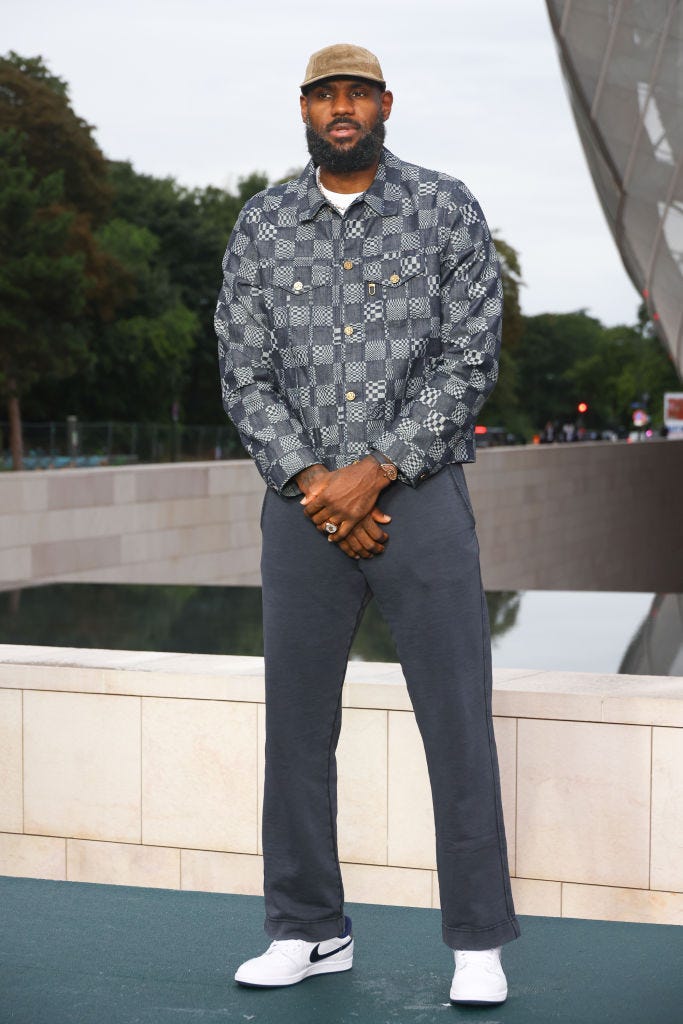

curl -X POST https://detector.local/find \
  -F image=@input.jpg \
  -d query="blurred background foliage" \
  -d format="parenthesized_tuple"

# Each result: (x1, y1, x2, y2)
(1, 52, 680, 468)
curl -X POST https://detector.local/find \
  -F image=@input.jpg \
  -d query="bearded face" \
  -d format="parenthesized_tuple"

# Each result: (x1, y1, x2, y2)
(305, 111, 386, 173)
(300, 78, 390, 175)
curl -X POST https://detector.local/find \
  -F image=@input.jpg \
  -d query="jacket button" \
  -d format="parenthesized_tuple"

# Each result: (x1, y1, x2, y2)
(345, 391, 356, 401)
(293, 281, 303, 292)
(343, 260, 353, 270)
(344, 325, 354, 336)
(389, 273, 400, 284)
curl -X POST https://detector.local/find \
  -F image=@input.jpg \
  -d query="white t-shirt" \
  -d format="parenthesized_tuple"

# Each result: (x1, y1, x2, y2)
(316, 166, 363, 214)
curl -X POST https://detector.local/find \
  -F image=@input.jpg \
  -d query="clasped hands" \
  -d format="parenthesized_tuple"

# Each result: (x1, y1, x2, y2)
(296, 457, 392, 560)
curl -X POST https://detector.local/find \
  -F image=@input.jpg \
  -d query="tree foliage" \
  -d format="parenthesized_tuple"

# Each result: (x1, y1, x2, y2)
(515, 309, 679, 434)
(0, 52, 111, 221)
(484, 237, 529, 436)
(0, 52, 120, 464)
(0, 129, 91, 466)
(103, 162, 267, 423)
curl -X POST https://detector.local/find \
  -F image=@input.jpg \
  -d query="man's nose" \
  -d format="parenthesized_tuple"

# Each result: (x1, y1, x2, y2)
(330, 92, 354, 117)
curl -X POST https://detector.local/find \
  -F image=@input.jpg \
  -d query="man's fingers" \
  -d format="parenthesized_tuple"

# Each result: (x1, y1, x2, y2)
(328, 519, 354, 541)
(344, 533, 370, 558)
(338, 539, 361, 560)
(311, 508, 334, 527)
(353, 526, 385, 554)
(304, 503, 326, 519)
(370, 506, 392, 523)
(335, 518, 387, 558)
(362, 518, 388, 543)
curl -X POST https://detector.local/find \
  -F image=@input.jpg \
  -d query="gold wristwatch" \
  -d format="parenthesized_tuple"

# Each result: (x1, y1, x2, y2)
(369, 450, 398, 481)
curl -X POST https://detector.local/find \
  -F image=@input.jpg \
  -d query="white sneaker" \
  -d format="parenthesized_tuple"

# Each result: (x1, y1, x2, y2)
(449, 946, 508, 1005)
(235, 917, 353, 987)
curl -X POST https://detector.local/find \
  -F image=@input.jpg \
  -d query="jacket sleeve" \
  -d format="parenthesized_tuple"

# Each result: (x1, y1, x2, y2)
(214, 202, 320, 496)
(373, 192, 502, 486)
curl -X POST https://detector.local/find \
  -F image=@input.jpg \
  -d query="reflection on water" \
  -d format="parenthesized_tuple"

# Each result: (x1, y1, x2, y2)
(0, 584, 518, 664)
(619, 594, 683, 676)
(0, 584, 680, 676)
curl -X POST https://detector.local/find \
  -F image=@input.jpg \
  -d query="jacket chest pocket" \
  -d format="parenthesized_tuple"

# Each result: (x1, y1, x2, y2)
(271, 263, 333, 398)
(363, 251, 432, 348)
(272, 263, 334, 349)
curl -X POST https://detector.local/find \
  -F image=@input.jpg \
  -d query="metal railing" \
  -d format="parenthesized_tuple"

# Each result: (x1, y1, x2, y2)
(0, 419, 247, 470)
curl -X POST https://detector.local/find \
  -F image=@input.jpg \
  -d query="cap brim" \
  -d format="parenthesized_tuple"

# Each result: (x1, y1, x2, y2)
(300, 71, 386, 90)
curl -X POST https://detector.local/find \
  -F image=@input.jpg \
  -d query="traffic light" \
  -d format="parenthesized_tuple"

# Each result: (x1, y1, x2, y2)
(577, 402, 588, 414)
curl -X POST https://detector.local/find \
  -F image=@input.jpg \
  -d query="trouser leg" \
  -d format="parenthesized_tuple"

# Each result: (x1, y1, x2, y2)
(362, 465, 520, 950)
(260, 487, 370, 941)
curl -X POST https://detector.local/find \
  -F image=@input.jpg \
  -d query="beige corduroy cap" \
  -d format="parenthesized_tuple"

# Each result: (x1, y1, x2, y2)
(301, 43, 385, 91)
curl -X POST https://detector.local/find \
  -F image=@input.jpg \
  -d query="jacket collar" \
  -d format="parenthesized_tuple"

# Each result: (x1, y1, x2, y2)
(296, 147, 403, 222)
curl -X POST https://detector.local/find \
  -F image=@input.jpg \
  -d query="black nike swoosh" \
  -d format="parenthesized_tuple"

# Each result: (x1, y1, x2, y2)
(309, 936, 353, 963)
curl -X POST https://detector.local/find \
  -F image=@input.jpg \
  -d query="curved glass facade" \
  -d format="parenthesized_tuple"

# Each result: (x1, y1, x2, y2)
(546, 0, 683, 377)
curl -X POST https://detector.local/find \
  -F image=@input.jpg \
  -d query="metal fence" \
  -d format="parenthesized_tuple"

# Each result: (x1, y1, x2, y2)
(0, 419, 247, 470)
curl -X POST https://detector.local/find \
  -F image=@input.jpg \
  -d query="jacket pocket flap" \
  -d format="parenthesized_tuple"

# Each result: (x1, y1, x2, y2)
(363, 251, 425, 287)
(272, 262, 332, 292)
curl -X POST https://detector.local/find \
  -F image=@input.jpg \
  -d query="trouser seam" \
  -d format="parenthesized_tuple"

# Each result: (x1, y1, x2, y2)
(478, 558, 516, 925)
(324, 581, 372, 926)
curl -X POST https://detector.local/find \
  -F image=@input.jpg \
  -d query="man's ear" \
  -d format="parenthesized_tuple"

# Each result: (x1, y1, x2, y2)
(381, 90, 394, 122)
(299, 94, 308, 124)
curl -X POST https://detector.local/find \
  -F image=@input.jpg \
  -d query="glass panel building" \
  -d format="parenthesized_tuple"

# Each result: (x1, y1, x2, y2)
(545, 0, 683, 377)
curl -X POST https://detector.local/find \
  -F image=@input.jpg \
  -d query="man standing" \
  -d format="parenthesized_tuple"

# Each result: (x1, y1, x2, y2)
(215, 43, 520, 1006)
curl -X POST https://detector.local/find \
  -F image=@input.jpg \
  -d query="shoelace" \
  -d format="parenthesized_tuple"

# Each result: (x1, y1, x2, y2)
(264, 939, 307, 959)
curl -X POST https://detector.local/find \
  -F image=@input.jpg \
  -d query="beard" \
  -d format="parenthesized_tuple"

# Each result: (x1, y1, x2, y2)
(305, 113, 385, 173)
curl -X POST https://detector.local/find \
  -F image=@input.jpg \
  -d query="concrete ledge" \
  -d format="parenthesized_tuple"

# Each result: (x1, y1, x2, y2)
(1, 645, 681, 725)
(1, 645, 683, 926)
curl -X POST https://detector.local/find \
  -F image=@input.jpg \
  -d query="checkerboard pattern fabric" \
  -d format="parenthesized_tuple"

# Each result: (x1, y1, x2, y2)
(215, 148, 501, 496)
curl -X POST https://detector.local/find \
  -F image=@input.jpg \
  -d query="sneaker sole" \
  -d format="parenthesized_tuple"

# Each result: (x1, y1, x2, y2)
(235, 955, 353, 988)
(450, 996, 507, 1006)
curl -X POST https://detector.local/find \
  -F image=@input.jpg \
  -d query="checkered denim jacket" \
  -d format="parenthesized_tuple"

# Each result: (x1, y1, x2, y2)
(215, 148, 501, 496)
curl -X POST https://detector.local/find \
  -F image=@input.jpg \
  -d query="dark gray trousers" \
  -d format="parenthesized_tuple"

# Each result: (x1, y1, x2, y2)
(260, 463, 520, 951)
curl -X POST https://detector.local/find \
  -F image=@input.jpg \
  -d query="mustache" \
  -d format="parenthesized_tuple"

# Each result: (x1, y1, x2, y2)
(326, 117, 362, 131)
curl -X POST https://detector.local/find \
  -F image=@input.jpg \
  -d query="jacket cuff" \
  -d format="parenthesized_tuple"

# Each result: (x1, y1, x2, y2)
(373, 430, 432, 487)
(268, 449, 321, 497)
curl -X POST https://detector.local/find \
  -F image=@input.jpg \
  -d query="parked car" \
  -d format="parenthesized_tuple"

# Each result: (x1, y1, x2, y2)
(474, 426, 524, 448)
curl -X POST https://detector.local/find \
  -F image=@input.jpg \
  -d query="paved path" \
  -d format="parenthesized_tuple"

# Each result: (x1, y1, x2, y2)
(1, 876, 681, 1023)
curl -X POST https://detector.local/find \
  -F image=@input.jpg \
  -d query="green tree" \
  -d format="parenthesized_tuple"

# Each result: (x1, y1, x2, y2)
(0, 52, 110, 221)
(0, 130, 89, 468)
(566, 321, 680, 430)
(83, 217, 197, 421)
(0, 53, 122, 465)
(104, 162, 267, 425)
(481, 237, 532, 437)
(514, 310, 605, 432)
(514, 307, 680, 435)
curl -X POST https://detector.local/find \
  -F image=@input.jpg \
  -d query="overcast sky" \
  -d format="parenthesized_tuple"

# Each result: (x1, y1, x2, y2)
(6, 0, 640, 325)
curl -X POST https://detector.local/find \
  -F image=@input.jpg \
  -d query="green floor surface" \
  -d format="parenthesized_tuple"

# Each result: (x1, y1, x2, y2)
(1, 876, 681, 1024)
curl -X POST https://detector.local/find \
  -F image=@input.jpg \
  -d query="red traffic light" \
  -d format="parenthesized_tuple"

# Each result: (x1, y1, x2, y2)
(577, 402, 588, 414)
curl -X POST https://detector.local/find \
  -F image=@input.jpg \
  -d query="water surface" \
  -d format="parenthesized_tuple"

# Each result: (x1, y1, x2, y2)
(2, 584, 678, 675)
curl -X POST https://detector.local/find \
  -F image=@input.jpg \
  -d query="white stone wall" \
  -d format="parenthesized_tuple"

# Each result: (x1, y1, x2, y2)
(1, 646, 682, 926)
(1, 440, 681, 591)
